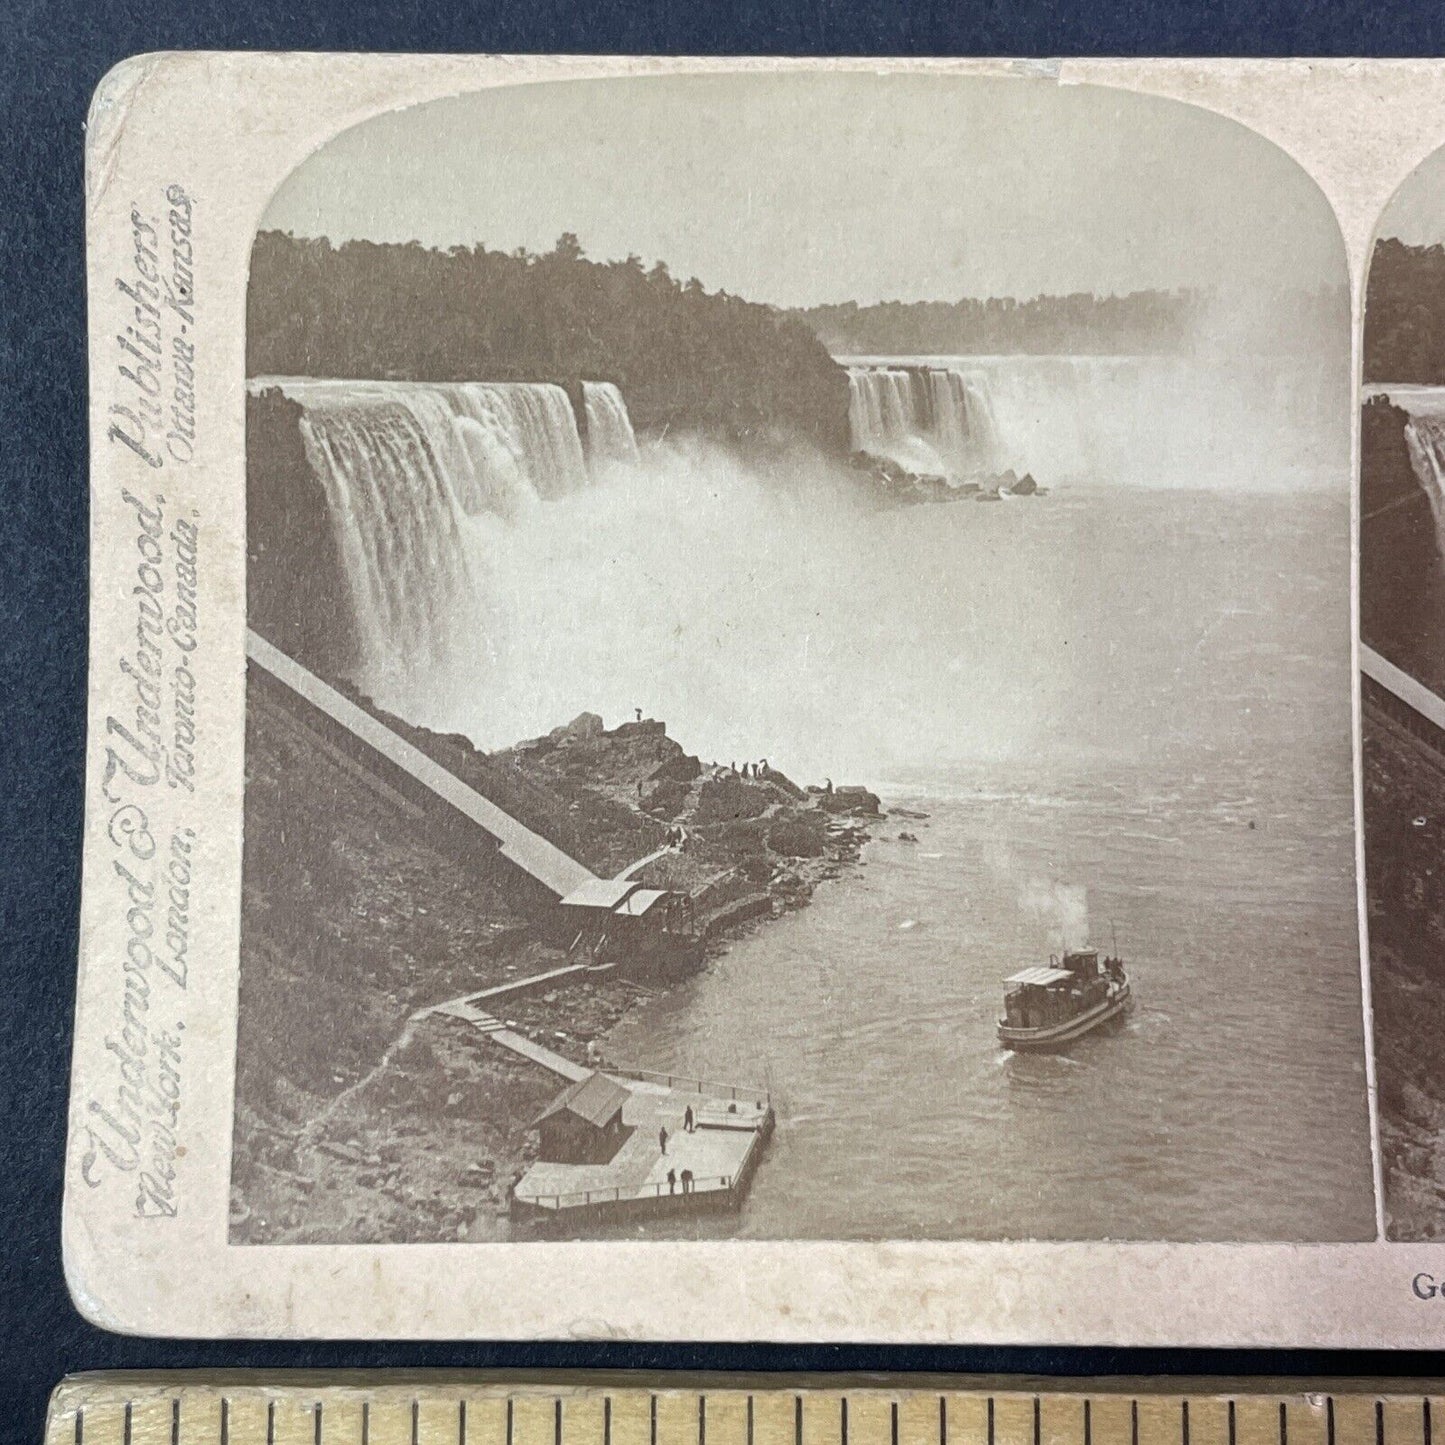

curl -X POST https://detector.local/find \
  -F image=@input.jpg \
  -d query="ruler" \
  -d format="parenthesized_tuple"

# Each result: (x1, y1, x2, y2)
(43, 1377, 1445, 1445)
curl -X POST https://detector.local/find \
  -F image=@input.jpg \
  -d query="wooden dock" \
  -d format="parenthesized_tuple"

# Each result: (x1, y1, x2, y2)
(512, 1071, 774, 1224)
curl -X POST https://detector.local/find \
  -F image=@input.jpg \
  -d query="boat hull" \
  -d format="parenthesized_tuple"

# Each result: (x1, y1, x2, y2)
(997, 983, 1132, 1052)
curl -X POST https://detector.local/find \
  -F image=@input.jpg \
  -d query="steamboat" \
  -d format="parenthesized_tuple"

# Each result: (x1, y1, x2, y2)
(997, 946, 1131, 1052)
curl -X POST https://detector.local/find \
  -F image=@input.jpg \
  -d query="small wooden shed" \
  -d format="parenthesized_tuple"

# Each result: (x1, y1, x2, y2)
(531, 1071, 630, 1165)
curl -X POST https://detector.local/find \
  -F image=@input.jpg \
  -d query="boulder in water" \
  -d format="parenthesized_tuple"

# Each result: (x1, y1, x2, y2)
(820, 785, 882, 817)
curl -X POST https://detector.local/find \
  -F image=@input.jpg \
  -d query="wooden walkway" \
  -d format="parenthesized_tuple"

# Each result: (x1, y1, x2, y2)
(246, 630, 599, 899)
(1362, 642, 1445, 734)
(426, 996, 591, 1083)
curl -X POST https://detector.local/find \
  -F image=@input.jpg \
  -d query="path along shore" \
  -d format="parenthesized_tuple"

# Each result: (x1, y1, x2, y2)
(230, 673, 880, 1244)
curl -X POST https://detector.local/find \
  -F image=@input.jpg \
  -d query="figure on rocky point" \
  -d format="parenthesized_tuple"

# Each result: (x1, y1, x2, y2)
(824, 777, 833, 795)
(635, 707, 642, 722)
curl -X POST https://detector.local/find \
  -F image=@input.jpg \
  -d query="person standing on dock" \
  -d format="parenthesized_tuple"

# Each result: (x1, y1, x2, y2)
(667, 1168, 676, 1195)
(659, 1125, 668, 1155)
(681, 1169, 694, 1195)
(683, 1105, 695, 1133)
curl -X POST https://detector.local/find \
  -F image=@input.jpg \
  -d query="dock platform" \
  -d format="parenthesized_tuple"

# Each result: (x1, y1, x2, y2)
(513, 1070, 774, 1224)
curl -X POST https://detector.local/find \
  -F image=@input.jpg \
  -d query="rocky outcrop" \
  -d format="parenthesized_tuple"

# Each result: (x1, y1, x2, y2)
(232, 672, 883, 1245)
(1360, 396, 1445, 682)
(246, 388, 357, 678)
(846, 450, 1042, 508)
(818, 784, 883, 816)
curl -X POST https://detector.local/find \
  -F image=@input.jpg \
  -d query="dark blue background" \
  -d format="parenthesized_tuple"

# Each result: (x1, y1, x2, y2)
(7, 4, 1445, 1443)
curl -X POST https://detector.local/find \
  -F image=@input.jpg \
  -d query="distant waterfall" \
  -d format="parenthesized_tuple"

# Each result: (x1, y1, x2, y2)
(848, 354, 1346, 489)
(847, 366, 1000, 479)
(250, 376, 640, 702)
(582, 381, 641, 473)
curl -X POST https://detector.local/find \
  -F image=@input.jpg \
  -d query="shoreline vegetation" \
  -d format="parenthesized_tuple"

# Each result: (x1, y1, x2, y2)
(232, 667, 882, 1244)
(801, 290, 1214, 356)
(247, 230, 850, 454)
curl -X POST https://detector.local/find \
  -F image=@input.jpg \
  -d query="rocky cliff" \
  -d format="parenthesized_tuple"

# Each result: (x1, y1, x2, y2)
(231, 675, 880, 1244)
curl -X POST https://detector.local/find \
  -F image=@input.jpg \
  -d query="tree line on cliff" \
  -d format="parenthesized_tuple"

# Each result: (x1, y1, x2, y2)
(797, 290, 1203, 355)
(797, 286, 1346, 358)
(1365, 239, 1445, 383)
(247, 230, 850, 453)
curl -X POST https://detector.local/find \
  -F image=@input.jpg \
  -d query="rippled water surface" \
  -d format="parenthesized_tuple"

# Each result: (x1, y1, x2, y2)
(604, 489, 1376, 1242)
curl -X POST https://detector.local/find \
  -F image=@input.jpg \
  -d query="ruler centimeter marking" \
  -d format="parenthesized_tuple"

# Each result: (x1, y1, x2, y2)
(47, 1382, 1445, 1445)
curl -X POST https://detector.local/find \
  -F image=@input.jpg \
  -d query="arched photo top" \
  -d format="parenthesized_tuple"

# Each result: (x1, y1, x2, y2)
(254, 69, 1349, 327)
(1364, 142, 1445, 387)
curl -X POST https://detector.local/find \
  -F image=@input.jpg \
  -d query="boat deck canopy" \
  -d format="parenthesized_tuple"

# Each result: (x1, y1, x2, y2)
(1005, 966, 1074, 987)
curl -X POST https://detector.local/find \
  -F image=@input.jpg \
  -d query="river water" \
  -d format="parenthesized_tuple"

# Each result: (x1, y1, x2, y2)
(603, 486, 1376, 1243)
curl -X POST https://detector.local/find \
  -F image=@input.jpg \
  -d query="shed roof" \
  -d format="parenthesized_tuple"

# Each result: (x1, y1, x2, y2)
(532, 1071, 631, 1129)
(1005, 966, 1074, 988)
(559, 878, 643, 911)
(612, 888, 669, 918)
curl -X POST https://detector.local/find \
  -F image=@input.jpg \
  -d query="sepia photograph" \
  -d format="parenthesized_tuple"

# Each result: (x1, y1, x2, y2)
(227, 71, 1374, 1248)
(1360, 143, 1445, 1241)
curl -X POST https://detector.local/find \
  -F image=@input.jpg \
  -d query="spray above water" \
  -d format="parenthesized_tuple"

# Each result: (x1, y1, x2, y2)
(846, 365, 1001, 478)
(252, 355, 1348, 783)
(848, 353, 1347, 490)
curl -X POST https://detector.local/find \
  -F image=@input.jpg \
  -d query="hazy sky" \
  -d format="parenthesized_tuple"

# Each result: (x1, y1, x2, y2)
(1380, 142, 1445, 246)
(263, 72, 1346, 309)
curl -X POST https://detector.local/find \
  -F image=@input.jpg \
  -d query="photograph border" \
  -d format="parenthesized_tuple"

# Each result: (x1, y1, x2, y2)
(64, 51, 1445, 1344)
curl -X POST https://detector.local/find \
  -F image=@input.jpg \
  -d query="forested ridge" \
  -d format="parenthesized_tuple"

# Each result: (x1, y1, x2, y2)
(798, 287, 1346, 358)
(247, 231, 850, 452)
(798, 291, 1202, 355)
(1366, 239, 1445, 383)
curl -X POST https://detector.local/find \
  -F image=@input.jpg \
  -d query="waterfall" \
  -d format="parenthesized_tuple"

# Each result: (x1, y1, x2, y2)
(848, 354, 1347, 489)
(249, 376, 640, 705)
(582, 381, 641, 474)
(1405, 414, 1445, 539)
(847, 366, 1000, 479)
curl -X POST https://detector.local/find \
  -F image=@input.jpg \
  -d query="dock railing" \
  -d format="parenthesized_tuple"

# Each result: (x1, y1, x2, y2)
(520, 1174, 737, 1211)
(606, 1065, 770, 1106)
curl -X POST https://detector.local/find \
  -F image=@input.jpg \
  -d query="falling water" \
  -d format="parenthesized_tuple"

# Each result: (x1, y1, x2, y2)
(849, 354, 1347, 490)
(1404, 414, 1445, 540)
(582, 381, 642, 474)
(249, 376, 638, 707)
(846, 365, 1001, 478)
